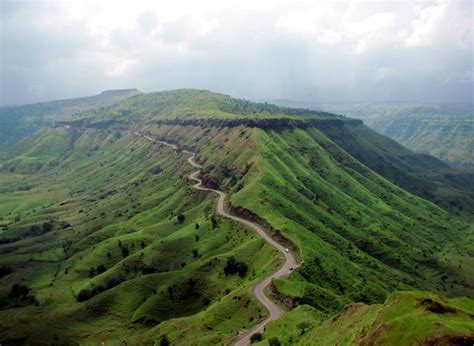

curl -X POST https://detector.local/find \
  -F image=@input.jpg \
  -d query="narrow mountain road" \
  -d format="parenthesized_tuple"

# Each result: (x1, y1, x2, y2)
(135, 132, 299, 345)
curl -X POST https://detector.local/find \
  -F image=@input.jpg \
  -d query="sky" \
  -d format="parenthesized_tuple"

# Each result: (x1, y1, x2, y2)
(0, 0, 473, 105)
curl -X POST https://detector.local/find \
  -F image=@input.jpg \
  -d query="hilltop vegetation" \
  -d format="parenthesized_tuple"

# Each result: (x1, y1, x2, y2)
(0, 89, 473, 344)
(0, 89, 140, 150)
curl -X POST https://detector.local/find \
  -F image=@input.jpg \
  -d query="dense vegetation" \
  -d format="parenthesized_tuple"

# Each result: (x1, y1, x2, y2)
(0, 89, 472, 344)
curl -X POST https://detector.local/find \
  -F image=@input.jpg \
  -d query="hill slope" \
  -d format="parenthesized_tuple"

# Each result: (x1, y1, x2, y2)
(0, 89, 140, 150)
(316, 103, 474, 169)
(0, 89, 473, 344)
(259, 291, 474, 345)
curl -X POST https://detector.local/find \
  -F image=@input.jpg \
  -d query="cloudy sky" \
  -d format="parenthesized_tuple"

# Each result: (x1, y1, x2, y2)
(1, 0, 472, 105)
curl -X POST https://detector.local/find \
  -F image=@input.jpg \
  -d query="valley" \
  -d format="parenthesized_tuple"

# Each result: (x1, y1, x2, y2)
(0, 90, 473, 345)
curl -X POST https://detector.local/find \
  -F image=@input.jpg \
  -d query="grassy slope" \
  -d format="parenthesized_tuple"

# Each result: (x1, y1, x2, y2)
(0, 89, 140, 149)
(318, 103, 474, 169)
(0, 127, 280, 344)
(228, 127, 472, 305)
(0, 90, 473, 344)
(259, 291, 474, 345)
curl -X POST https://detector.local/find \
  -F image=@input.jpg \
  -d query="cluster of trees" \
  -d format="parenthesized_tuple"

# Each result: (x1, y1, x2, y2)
(118, 240, 129, 257)
(28, 222, 54, 236)
(88, 264, 107, 277)
(76, 276, 125, 302)
(224, 257, 248, 277)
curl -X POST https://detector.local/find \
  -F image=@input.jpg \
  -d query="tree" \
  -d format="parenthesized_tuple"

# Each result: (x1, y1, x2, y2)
(195, 223, 200, 230)
(30, 225, 41, 235)
(250, 333, 262, 343)
(42, 222, 53, 233)
(177, 214, 185, 223)
(121, 246, 129, 258)
(268, 337, 281, 346)
(224, 257, 248, 277)
(192, 249, 198, 258)
(11, 283, 29, 298)
(159, 335, 170, 346)
(210, 215, 218, 228)
(0, 266, 12, 278)
(96, 264, 106, 274)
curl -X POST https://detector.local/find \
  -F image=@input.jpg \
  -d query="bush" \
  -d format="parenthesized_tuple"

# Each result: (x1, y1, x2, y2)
(29, 225, 41, 235)
(250, 333, 262, 343)
(0, 266, 12, 278)
(96, 264, 106, 274)
(76, 288, 93, 302)
(177, 214, 185, 223)
(106, 276, 124, 289)
(224, 257, 248, 277)
(42, 222, 53, 233)
(159, 335, 170, 346)
(10, 284, 29, 298)
(121, 246, 129, 258)
(268, 337, 281, 346)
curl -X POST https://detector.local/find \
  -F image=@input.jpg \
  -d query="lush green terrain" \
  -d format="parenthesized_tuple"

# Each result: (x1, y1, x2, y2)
(312, 103, 474, 169)
(0, 89, 140, 151)
(0, 90, 473, 344)
(258, 291, 474, 345)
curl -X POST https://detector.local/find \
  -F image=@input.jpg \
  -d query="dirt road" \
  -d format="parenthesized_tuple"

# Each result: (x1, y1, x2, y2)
(136, 133, 298, 345)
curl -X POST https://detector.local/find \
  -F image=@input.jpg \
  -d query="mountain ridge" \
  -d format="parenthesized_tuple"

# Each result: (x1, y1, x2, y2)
(0, 89, 472, 345)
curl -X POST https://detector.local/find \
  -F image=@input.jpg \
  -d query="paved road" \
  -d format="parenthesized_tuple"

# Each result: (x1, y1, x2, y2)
(135, 132, 299, 346)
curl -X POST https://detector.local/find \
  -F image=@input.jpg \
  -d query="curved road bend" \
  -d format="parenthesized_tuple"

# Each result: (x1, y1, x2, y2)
(134, 132, 299, 346)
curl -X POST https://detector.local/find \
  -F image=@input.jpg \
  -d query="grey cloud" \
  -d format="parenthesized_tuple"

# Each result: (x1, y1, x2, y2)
(0, 1, 472, 105)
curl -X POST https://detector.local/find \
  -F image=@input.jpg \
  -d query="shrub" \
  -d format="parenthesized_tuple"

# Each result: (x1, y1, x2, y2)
(10, 284, 29, 298)
(96, 264, 106, 274)
(0, 266, 12, 278)
(224, 257, 248, 277)
(42, 222, 53, 233)
(177, 214, 185, 223)
(159, 335, 170, 346)
(210, 215, 218, 228)
(29, 225, 41, 235)
(121, 246, 129, 258)
(250, 333, 262, 343)
(268, 337, 281, 346)
(106, 276, 124, 289)
(77, 288, 93, 302)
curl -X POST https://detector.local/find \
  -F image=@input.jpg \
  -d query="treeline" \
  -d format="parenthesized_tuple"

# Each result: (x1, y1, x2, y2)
(152, 117, 362, 131)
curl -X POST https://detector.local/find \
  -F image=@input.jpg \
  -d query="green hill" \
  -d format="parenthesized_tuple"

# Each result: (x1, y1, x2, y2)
(0, 89, 140, 150)
(0, 89, 472, 344)
(314, 103, 474, 169)
(258, 291, 474, 345)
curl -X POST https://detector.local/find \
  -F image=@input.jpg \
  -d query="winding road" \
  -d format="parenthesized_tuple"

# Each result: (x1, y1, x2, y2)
(135, 132, 299, 345)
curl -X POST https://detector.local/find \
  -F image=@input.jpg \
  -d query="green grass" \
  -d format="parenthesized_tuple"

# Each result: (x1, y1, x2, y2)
(257, 291, 474, 345)
(0, 89, 473, 344)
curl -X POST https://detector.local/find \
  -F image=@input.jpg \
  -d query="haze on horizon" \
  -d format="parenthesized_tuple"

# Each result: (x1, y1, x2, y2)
(1, 0, 473, 106)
